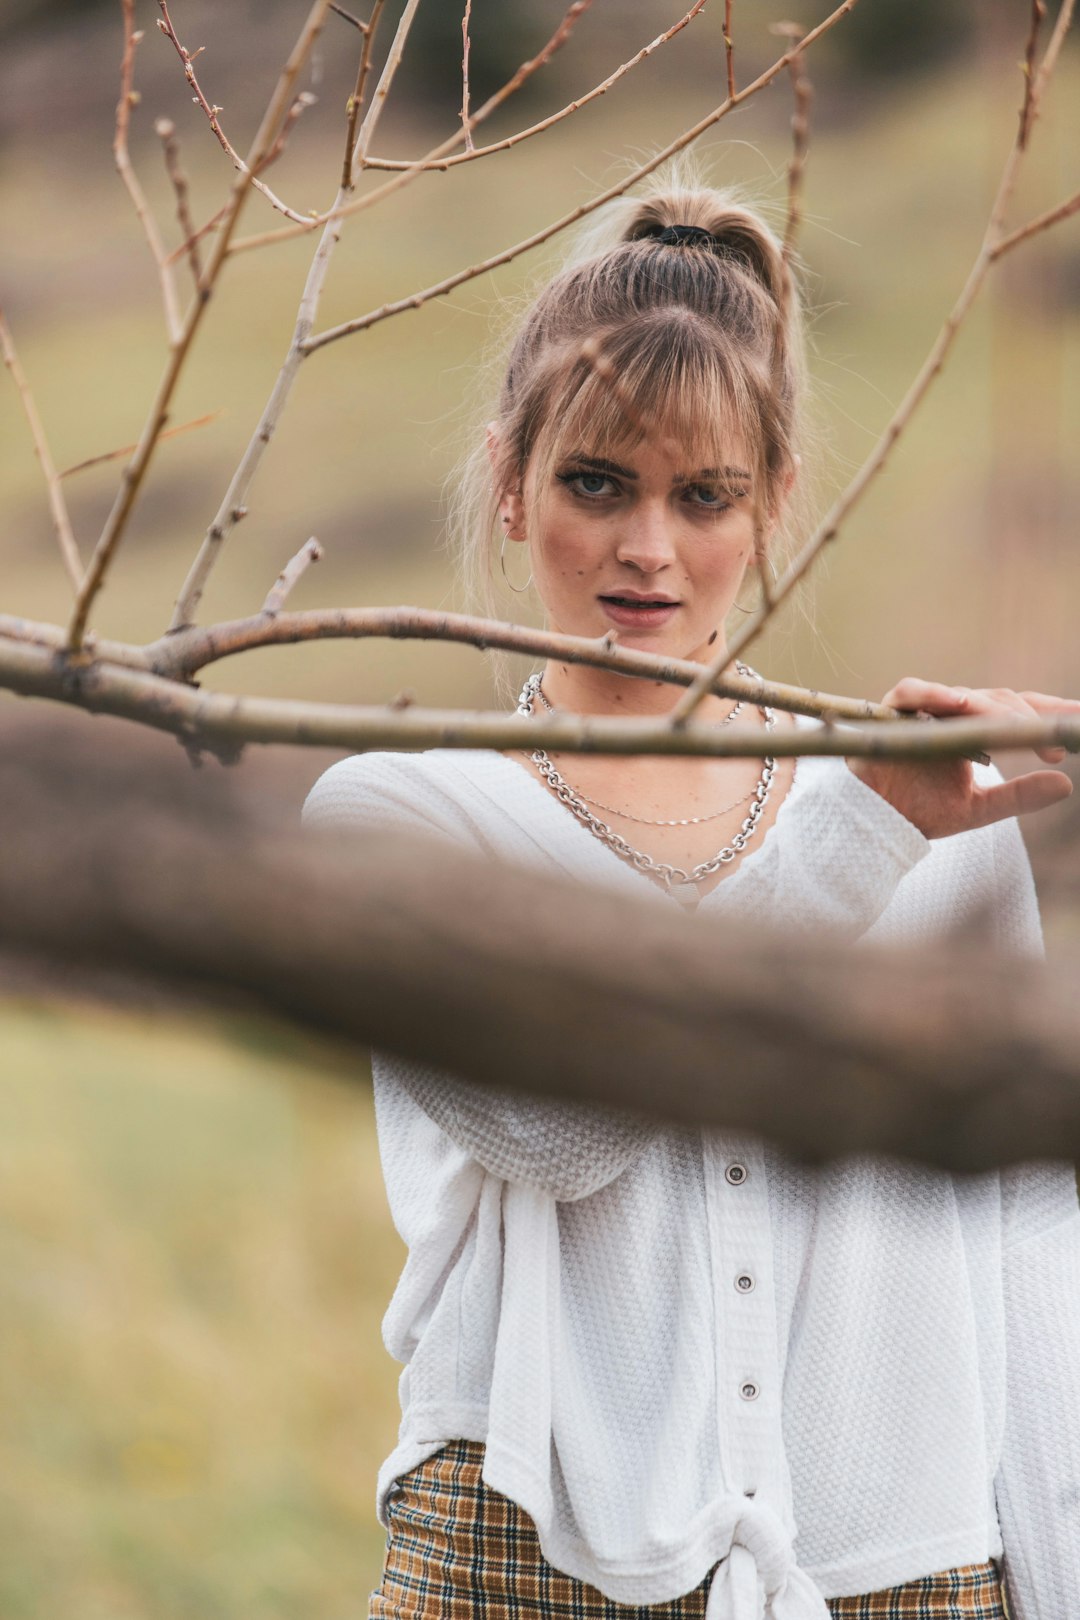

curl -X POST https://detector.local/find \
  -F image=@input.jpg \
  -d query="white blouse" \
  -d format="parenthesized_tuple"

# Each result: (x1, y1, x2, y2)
(303, 724, 1080, 1620)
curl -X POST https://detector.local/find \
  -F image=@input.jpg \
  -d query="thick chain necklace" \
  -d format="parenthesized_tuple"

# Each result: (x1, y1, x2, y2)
(515, 664, 776, 906)
(531, 678, 748, 826)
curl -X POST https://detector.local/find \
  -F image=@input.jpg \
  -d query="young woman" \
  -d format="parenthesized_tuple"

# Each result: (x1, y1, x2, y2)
(304, 185, 1080, 1619)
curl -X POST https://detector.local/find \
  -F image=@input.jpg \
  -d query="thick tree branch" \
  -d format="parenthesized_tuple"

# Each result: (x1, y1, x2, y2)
(1, 626, 1076, 761)
(1, 748, 1079, 1173)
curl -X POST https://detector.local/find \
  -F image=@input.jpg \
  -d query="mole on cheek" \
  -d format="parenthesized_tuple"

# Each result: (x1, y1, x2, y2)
(708, 630, 718, 646)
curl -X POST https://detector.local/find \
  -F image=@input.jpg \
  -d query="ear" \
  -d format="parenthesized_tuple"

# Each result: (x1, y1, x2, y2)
(746, 454, 800, 567)
(487, 421, 527, 541)
(499, 485, 527, 543)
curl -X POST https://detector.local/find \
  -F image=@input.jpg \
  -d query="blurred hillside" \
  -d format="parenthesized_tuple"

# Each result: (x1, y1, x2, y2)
(1, 4, 1079, 1617)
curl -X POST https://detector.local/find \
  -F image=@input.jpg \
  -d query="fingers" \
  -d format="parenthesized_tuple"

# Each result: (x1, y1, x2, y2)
(970, 768, 1073, 828)
(882, 679, 1079, 765)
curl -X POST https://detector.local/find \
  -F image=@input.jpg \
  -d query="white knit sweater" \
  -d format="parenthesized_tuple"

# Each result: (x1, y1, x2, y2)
(303, 723, 1080, 1620)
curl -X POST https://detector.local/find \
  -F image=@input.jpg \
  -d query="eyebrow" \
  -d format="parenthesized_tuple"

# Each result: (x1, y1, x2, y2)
(568, 455, 751, 483)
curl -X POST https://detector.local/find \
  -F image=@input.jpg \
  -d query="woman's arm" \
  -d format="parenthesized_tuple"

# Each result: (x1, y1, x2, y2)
(303, 751, 656, 1202)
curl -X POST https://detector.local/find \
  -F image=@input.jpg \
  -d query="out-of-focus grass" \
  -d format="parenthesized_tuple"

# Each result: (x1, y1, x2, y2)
(0, 999, 403, 1619)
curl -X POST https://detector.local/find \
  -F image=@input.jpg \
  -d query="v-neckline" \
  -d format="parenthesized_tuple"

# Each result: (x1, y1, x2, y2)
(472, 714, 817, 914)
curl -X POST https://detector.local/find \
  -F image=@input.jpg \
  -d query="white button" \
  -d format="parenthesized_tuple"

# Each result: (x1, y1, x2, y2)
(739, 1380, 760, 1402)
(744, 1487, 757, 1498)
(735, 1272, 755, 1294)
(725, 1163, 748, 1186)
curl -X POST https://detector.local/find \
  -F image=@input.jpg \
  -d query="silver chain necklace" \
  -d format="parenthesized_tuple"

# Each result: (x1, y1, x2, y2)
(515, 664, 776, 906)
(530, 678, 748, 826)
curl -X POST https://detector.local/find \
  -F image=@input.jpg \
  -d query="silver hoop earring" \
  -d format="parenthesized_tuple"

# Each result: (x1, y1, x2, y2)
(499, 531, 533, 595)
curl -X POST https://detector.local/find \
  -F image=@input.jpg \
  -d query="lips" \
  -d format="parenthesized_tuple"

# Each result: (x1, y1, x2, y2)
(598, 594, 680, 628)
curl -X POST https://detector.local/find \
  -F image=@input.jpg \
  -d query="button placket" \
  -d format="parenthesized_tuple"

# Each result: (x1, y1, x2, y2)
(705, 1136, 786, 1508)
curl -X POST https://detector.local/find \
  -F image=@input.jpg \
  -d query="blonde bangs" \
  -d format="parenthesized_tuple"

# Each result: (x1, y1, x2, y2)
(528, 312, 772, 518)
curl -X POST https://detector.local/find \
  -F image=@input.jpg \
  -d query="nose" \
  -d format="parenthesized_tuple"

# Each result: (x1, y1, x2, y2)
(614, 498, 677, 575)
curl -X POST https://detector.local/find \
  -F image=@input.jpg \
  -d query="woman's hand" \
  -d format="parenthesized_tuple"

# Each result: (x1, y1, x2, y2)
(846, 678, 1078, 839)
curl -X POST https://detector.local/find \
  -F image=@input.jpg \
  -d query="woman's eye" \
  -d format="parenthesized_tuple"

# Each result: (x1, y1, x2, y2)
(557, 470, 617, 498)
(685, 484, 742, 510)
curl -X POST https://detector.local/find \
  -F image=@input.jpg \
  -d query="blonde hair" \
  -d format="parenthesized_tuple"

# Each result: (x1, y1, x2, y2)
(450, 175, 810, 702)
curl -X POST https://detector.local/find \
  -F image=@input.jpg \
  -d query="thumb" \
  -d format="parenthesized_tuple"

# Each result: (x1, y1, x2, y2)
(973, 769, 1073, 827)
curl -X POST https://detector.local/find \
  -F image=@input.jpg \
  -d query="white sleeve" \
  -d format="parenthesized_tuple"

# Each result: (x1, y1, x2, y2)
(995, 1164, 1080, 1619)
(303, 751, 657, 1202)
(707, 755, 930, 940)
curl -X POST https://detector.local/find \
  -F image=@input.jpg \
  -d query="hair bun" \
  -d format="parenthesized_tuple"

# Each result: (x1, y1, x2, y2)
(653, 224, 718, 250)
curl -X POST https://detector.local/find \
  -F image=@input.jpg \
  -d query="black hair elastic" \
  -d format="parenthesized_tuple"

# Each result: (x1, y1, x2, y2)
(655, 223, 717, 249)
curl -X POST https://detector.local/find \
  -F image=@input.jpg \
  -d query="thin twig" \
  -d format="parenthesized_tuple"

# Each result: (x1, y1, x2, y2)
(155, 118, 202, 285)
(330, 2, 368, 29)
(261, 538, 323, 614)
(1020, 0, 1048, 147)
(58, 411, 223, 480)
(3, 627, 1078, 760)
(461, 0, 475, 152)
(991, 186, 1080, 257)
(0, 308, 82, 591)
(724, 0, 735, 98)
(351, 1, 697, 179)
(668, 0, 1077, 724)
(168, 0, 419, 633)
(232, 0, 621, 248)
(352, 0, 422, 165)
(155, 1, 318, 228)
(114, 0, 181, 341)
(341, 0, 386, 189)
(770, 22, 811, 260)
(69, 0, 334, 655)
(300, 0, 859, 352)
(164, 93, 319, 266)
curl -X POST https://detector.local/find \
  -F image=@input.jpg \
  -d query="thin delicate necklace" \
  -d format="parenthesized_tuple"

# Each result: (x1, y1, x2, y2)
(515, 664, 776, 907)
(531, 678, 749, 827)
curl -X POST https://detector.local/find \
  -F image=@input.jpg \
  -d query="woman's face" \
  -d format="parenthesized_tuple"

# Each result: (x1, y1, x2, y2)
(502, 432, 770, 663)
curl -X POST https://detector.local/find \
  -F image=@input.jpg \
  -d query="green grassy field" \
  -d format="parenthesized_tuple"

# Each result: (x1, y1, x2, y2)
(2, 10, 1079, 1615)
(0, 999, 403, 1619)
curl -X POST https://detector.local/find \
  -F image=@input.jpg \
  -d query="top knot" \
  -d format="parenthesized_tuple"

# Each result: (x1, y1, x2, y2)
(654, 224, 717, 249)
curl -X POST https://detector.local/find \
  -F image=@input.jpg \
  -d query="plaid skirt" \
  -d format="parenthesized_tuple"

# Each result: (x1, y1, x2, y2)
(370, 1441, 1009, 1619)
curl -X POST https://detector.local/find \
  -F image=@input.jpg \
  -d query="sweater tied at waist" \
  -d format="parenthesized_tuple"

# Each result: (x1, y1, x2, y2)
(705, 1500, 830, 1620)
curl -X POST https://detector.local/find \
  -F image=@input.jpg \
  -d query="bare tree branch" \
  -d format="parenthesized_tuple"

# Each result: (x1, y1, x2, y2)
(2, 625, 1076, 760)
(261, 538, 323, 614)
(68, 0, 334, 656)
(2, 746, 1079, 1172)
(0, 309, 83, 591)
(58, 411, 223, 480)
(723, 0, 735, 99)
(770, 21, 811, 261)
(460, 0, 475, 153)
(155, 0, 317, 228)
(229, 1, 701, 250)
(114, 0, 182, 341)
(991, 187, 1080, 257)
(167, 0, 422, 635)
(300, 0, 861, 353)
(154, 116, 202, 285)
(668, 0, 1077, 725)
(341, 0, 386, 190)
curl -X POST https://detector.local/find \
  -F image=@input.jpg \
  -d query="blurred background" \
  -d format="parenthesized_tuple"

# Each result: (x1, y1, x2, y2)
(1, 2, 1078, 1615)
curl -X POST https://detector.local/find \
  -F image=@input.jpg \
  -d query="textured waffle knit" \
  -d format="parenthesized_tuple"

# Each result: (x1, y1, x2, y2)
(303, 721, 1080, 1620)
